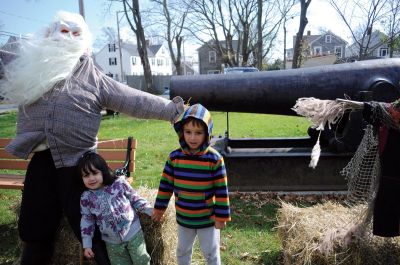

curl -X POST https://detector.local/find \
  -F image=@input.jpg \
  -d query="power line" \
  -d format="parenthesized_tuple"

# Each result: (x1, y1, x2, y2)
(0, 10, 47, 25)
(0, 31, 28, 38)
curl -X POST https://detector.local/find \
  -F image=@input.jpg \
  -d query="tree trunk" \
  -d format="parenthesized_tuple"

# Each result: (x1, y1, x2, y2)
(124, 0, 155, 93)
(292, 0, 311, 69)
(256, 0, 263, 69)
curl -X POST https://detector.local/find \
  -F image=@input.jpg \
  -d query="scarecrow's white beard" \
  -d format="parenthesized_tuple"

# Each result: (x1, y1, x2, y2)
(0, 37, 86, 106)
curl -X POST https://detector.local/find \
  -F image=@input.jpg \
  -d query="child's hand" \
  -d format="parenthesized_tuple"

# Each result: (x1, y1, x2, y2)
(83, 248, 95, 259)
(152, 209, 165, 222)
(215, 221, 226, 229)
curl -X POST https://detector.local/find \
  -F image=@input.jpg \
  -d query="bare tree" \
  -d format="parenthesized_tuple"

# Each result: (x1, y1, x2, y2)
(150, 0, 190, 75)
(278, 0, 297, 69)
(256, 0, 263, 69)
(185, 0, 236, 67)
(381, 0, 400, 57)
(186, 0, 285, 69)
(329, 0, 388, 60)
(292, 0, 311, 69)
(118, 0, 155, 93)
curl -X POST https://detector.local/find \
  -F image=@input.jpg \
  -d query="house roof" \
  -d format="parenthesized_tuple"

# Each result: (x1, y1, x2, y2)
(308, 31, 348, 45)
(197, 39, 240, 51)
(0, 36, 20, 65)
(148, 44, 162, 55)
(122, 42, 159, 57)
(293, 30, 347, 47)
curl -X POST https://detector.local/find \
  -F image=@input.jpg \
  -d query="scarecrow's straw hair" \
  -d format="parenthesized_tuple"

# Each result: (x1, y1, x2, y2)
(277, 201, 400, 265)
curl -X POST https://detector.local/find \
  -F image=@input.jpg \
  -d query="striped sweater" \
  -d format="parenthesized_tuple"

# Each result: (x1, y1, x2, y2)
(154, 104, 231, 229)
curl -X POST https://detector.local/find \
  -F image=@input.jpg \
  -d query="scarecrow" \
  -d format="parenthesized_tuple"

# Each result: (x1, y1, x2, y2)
(0, 11, 184, 265)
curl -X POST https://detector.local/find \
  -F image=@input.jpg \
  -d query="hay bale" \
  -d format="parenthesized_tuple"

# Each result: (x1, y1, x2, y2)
(137, 186, 177, 265)
(277, 201, 400, 265)
(12, 201, 88, 265)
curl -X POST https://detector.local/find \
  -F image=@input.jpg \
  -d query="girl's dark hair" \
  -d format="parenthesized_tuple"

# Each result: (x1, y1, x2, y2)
(77, 151, 116, 186)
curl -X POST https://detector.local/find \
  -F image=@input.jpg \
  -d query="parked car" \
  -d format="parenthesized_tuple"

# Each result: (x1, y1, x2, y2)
(160, 87, 170, 99)
(224, 67, 259, 74)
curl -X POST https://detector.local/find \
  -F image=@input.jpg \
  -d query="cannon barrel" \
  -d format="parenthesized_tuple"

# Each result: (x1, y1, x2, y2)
(171, 58, 400, 115)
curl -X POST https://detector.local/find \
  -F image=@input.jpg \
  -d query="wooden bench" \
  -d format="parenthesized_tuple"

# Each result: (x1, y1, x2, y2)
(0, 137, 137, 189)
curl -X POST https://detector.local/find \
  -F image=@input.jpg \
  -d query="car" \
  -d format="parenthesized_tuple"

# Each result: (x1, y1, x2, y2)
(160, 88, 170, 99)
(224, 67, 259, 74)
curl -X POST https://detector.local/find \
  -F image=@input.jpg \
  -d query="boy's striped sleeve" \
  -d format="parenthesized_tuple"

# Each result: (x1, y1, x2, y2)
(213, 157, 231, 222)
(154, 159, 174, 210)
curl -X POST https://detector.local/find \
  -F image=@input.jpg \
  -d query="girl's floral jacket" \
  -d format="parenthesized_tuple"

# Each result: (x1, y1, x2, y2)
(80, 176, 152, 248)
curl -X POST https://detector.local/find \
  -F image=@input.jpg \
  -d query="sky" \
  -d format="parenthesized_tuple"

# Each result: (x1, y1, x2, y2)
(0, 0, 352, 59)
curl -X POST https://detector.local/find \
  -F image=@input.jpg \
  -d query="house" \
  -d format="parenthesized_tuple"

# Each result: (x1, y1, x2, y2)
(0, 36, 23, 79)
(197, 39, 241, 74)
(346, 30, 390, 60)
(94, 41, 173, 82)
(286, 30, 347, 68)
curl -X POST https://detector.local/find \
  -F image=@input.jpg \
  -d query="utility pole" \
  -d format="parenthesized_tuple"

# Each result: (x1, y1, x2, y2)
(116, 11, 124, 82)
(182, 37, 186, 75)
(79, 0, 85, 19)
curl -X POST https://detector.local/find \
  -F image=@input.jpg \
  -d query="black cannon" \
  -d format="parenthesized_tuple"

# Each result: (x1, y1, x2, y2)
(171, 59, 400, 192)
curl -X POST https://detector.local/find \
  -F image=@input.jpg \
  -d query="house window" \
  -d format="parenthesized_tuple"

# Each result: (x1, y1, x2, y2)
(313, 46, 322, 56)
(109, 58, 117, 65)
(209, 51, 216, 63)
(325, 35, 331, 43)
(108, 44, 116, 52)
(106, 72, 113, 78)
(151, 58, 155, 66)
(157, 59, 164, 66)
(380, 48, 388, 57)
(132, 57, 137, 65)
(207, 70, 220, 74)
(334, 46, 342, 58)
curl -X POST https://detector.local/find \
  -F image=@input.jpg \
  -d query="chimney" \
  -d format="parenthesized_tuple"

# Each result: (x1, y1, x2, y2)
(307, 30, 311, 36)
(145, 39, 150, 47)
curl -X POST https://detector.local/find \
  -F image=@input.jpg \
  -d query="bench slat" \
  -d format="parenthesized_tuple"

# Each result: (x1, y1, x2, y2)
(98, 139, 137, 149)
(0, 160, 30, 170)
(0, 138, 12, 148)
(0, 174, 24, 189)
(97, 150, 134, 161)
(0, 149, 19, 159)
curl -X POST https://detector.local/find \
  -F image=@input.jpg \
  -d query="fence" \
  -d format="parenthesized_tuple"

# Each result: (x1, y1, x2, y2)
(126, 75, 171, 94)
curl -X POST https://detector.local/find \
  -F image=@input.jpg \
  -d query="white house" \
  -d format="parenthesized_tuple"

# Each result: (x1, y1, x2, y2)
(94, 41, 173, 81)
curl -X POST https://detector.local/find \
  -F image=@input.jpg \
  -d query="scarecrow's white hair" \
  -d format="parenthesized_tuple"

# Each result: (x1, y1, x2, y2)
(0, 11, 92, 106)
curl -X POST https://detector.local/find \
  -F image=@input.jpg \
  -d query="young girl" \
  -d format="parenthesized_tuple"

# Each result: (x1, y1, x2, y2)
(78, 151, 152, 265)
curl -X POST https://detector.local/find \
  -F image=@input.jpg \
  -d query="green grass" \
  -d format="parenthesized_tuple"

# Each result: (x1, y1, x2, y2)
(0, 111, 310, 264)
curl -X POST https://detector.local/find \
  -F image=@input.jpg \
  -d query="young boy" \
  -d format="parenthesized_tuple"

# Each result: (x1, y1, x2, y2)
(152, 104, 231, 265)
